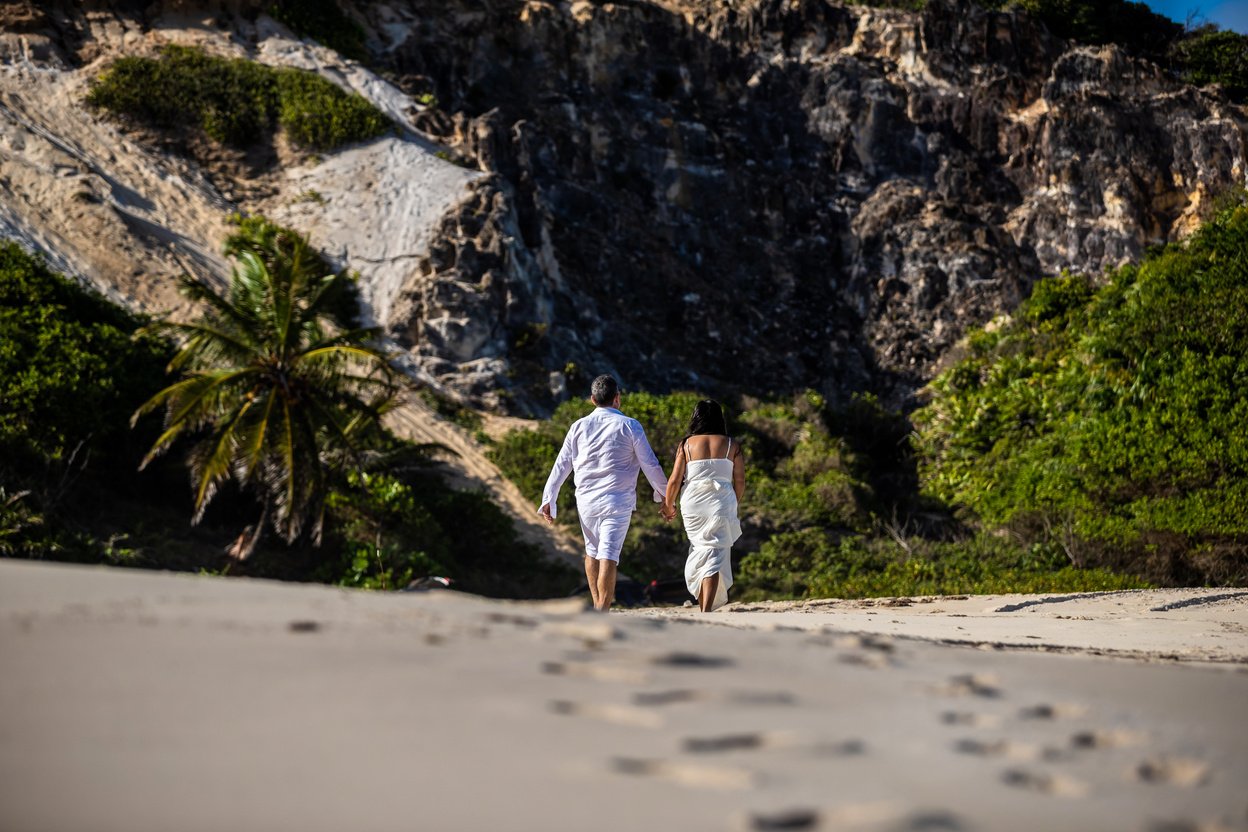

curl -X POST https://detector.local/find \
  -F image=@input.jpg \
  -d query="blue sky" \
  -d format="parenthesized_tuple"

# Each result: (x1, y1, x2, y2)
(1143, 0, 1248, 34)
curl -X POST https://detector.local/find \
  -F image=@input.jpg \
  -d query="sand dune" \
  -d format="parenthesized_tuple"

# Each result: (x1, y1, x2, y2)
(1, 560, 1245, 832)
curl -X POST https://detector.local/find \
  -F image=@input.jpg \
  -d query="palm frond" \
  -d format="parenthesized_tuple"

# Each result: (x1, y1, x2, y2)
(178, 274, 264, 344)
(188, 399, 253, 522)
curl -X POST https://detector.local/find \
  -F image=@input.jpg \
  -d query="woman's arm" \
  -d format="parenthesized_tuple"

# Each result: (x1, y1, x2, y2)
(731, 441, 746, 502)
(663, 442, 686, 520)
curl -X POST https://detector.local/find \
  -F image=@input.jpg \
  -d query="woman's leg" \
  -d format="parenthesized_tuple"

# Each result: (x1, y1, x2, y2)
(699, 572, 720, 612)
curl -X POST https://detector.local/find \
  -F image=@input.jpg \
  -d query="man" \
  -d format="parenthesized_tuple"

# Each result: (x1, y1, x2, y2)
(539, 375, 668, 612)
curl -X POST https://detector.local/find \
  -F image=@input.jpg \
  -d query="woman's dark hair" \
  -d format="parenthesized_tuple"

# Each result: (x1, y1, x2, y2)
(685, 399, 727, 438)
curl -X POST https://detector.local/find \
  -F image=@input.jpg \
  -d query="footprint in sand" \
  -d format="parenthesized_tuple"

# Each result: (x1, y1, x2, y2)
(739, 808, 820, 830)
(633, 689, 797, 707)
(737, 805, 965, 831)
(541, 660, 649, 684)
(838, 652, 891, 669)
(1001, 767, 1089, 797)
(681, 732, 864, 756)
(684, 732, 788, 753)
(1018, 702, 1089, 720)
(548, 699, 662, 728)
(652, 651, 735, 668)
(1132, 757, 1211, 787)
(954, 738, 1042, 761)
(1069, 728, 1144, 750)
(1143, 820, 1237, 832)
(940, 710, 1003, 728)
(933, 673, 1002, 698)
(612, 757, 755, 789)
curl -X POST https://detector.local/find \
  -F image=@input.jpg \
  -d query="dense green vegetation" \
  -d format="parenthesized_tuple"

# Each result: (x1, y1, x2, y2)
(0, 243, 174, 562)
(0, 234, 571, 597)
(914, 198, 1248, 586)
(86, 45, 390, 151)
(268, 0, 368, 62)
(1172, 26, 1248, 101)
(488, 390, 1142, 600)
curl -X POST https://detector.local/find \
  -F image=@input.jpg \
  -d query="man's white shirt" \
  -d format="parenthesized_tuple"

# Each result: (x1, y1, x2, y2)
(540, 407, 668, 519)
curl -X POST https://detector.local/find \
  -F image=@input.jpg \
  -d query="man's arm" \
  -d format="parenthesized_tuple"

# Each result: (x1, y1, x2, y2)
(630, 422, 668, 503)
(539, 428, 576, 521)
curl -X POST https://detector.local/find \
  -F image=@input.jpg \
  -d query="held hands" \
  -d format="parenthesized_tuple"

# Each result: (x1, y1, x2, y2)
(659, 501, 677, 522)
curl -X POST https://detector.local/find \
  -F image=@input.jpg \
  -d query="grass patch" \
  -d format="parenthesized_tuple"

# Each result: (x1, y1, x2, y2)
(86, 45, 390, 152)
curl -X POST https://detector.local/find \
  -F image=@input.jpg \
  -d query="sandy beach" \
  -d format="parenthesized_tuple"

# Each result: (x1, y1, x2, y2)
(1, 559, 1246, 832)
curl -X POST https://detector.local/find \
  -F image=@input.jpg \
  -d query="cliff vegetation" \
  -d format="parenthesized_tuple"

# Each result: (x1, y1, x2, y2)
(86, 45, 391, 151)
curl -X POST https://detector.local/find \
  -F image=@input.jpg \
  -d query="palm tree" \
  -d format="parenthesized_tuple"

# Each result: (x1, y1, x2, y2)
(133, 228, 397, 559)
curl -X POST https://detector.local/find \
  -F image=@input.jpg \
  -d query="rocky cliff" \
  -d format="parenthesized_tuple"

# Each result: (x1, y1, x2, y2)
(375, 0, 1247, 410)
(4, 0, 1247, 413)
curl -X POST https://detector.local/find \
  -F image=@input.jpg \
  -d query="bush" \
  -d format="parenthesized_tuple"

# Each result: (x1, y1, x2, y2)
(322, 470, 575, 597)
(914, 197, 1248, 585)
(0, 243, 175, 560)
(0, 244, 169, 476)
(87, 45, 389, 151)
(1172, 27, 1248, 101)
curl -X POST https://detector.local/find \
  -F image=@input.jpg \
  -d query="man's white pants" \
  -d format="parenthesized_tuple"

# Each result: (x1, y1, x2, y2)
(579, 512, 631, 562)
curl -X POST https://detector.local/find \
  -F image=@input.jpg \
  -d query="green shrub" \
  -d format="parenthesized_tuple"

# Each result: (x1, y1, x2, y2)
(914, 197, 1248, 585)
(87, 45, 389, 151)
(1172, 27, 1248, 101)
(0, 243, 169, 474)
(0, 243, 174, 560)
(322, 470, 575, 597)
(274, 67, 390, 150)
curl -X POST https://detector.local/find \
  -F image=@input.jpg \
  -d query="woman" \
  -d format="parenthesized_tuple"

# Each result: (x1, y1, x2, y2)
(662, 400, 745, 612)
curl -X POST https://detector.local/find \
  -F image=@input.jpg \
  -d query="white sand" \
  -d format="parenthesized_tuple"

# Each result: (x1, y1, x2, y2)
(2, 560, 1245, 832)
(634, 590, 1248, 664)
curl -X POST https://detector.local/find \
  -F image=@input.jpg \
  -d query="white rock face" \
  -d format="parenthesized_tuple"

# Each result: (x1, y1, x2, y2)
(254, 29, 483, 329)
(273, 136, 480, 328)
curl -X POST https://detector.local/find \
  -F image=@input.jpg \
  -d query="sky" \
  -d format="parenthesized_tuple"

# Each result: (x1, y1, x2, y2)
(1143, 0, 1248, 34)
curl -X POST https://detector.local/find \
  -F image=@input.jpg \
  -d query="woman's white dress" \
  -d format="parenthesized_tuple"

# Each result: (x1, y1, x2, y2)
(680, 444, 742, 611)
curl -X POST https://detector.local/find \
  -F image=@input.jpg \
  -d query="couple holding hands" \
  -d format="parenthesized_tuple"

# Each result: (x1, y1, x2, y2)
(538, 375, 745, 612)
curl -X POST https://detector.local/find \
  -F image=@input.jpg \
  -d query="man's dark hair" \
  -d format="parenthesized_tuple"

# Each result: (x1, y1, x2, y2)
(590, 374, 618, 406)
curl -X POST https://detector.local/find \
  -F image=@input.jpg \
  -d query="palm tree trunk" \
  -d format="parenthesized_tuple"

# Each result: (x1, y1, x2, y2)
(226, 499, 269, 561)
